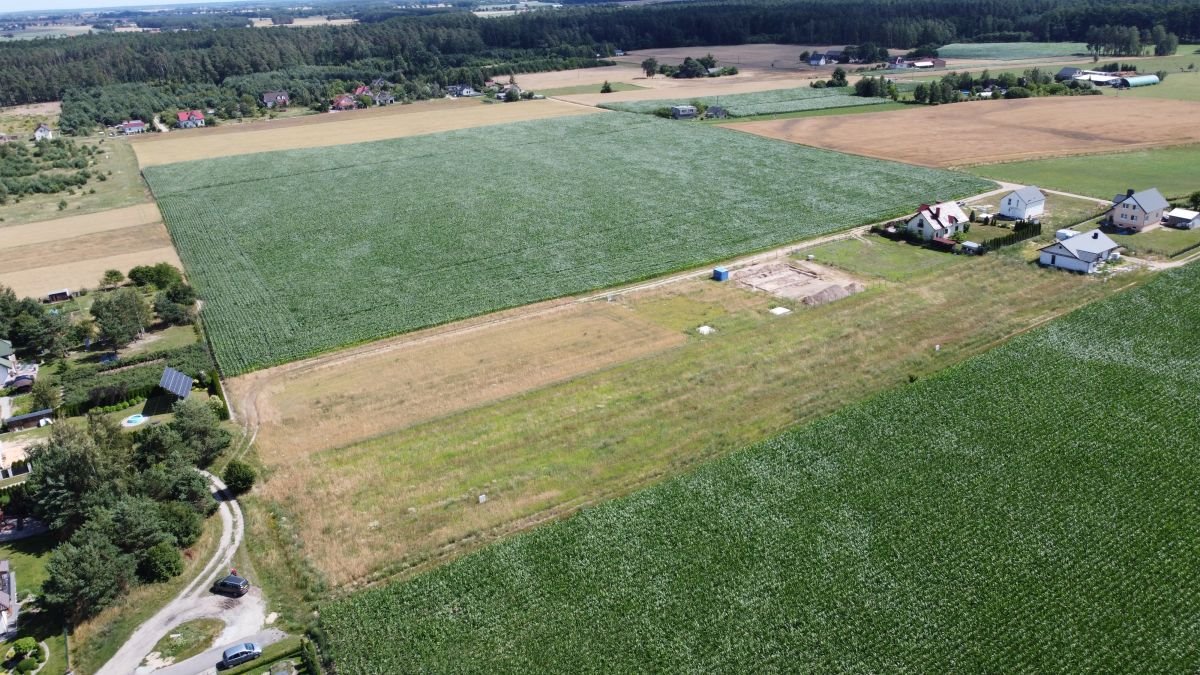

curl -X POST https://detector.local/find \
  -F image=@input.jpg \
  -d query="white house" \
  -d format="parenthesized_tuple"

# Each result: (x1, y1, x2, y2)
(1000, 186, 1046, 220)
(1039, 229, 1119, 273)
(0, 560, 16, 636)
(1165, 207, 1200, 229)
(33, 124, 52, 141)
(1111, 188, 1169, 232)
(905, 201, 969, 241)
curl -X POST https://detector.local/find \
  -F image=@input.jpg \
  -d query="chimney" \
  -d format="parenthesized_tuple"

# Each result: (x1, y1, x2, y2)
(934, 206, 941, 219)
(1127, 189, 1135, 197)
(1093, 232, 1099, 239)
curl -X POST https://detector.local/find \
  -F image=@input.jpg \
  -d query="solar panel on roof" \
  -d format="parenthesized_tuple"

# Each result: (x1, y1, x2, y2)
(158, 366, 194, 399)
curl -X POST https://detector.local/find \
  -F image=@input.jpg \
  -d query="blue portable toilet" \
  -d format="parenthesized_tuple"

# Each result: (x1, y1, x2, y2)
(712, 267, 729, 282)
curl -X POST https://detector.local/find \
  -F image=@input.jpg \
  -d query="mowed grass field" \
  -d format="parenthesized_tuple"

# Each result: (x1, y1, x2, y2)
(969, 145, 1200, 200)
(246, 244, 1132, 588)
(321, 259, 1199, 673)
(936, 42, 1090, 60)
(145, 113, 991, 374)
(600, 86, 888, 117)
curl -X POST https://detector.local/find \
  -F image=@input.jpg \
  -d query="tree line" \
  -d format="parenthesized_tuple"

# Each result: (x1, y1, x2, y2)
(1, 0, 1198, 110)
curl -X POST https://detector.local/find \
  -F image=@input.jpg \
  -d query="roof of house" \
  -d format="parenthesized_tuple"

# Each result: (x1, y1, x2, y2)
(34, 123, 49, 131)
(353, 85, 372, 96)
(1007, 186, 1045, 204)
(1057, 67, 1083, 76)
(914, 201, 969, 230)
(158, 366, 193, 399)
(176, 110, 204, 122)
(0, 339, 12, 358)
(671, 104, 697, 111)
(1115, 188, 1169, 213)
(262, 90, 288, 99)
(121, 120, 145, 128)
(0, 357, 13, 371)
(1043, 229, 1119, 259)
(3, 408, 53, 426)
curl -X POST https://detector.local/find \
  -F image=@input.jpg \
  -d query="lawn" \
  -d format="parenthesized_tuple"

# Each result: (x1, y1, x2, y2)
(801, 237, 966, 281)
(540, 82, 645, 96)
(968, 145, 1200, 200)
(0, 533, 54, 598)
(250, 248, 1132, 588)
(1109, 224, 1200, 259)
(321, 255, 1198, 673)
(964, 192, 1107, 231)
(936, 42, 1090, 60)
(599, 87, 890, 117)
(144, 113, 992, 375)
(1103, 71, 1200, 102)
(713, 101, 908, 124)
(0, 139, 150, 227)
(145, 618, 224, 666)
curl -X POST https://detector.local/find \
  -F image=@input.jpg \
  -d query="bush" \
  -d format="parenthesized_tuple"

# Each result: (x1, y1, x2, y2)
(223, 459, 256, 495)
(139, 540, 184, 582)
(16, 657, 36, 673)
(11, 637, 38, 659)
(300, 638, 322, 675)
(159, 501, 204, 547)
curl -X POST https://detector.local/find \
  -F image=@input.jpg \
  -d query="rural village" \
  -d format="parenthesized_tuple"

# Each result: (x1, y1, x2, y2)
(0, 0, 1199, 672)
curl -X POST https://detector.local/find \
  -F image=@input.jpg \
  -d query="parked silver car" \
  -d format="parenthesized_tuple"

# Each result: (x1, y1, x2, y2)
(219, 642, 262, 669)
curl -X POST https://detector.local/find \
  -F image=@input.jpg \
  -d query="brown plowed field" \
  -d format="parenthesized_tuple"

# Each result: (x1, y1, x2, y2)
(729, 97, 1200, 167)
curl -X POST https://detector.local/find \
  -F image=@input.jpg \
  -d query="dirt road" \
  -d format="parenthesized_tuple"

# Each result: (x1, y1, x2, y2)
(98, 470, 282, 675)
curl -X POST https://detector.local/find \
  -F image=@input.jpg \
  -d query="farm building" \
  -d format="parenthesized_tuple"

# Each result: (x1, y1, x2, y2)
(905, 201, 969, 241)
(808, 53, 829, 66)
(1117, 74, 1160, 88)
(1000, 186, 1046, 220)
(116, 120, 146, 135)
(824, 51, 844, 63)
(887, 56, 909, 69)
(1039, 229, 1119, 273)
(0, 560, 17, 636)
(1165, 208, 1200, 229)
(158, 366, 194, 400)
(1111, 188, 1169, 232)
(670, 105, 697, 119)
(46, 289, 71, 303)
(2, 408, 54, 432)
(262, 91, 290, 108)
(1056, 67, 1083, 80)
(32, 124, 52, 141)
(910, 58, 947, 69)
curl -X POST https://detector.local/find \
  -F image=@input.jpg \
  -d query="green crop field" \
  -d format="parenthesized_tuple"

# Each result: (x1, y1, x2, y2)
(599, 87, 889, 117)
(969, 145, 1200, 200)
(937, 42, 1090, 60)
(145, 114, 990, 374)
(321, 261, 1200, 673)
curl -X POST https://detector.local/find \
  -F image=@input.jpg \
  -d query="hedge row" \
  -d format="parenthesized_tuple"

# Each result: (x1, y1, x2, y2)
(59, 343, 216, 417)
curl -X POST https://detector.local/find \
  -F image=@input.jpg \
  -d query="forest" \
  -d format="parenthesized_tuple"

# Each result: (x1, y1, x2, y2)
(0, 0, 1197, 112)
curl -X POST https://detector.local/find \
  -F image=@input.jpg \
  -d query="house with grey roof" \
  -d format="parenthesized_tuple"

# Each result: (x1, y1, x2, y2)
(1039, 229, 1119, 273)
(1111, 188, 1169, 232)
(1056, 67, 1084, 81)
(1000, 186, 1046, 221)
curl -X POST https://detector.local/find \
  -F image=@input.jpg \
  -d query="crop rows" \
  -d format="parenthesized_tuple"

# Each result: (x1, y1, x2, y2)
(146, 114, 990, 374)
(935, 42, 1090, 60)
(599, 86, 888, 116)
(320, 261, 1200, 673)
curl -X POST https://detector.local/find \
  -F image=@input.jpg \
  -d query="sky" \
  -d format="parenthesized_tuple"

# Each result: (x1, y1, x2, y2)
(2, 0, 244, 12)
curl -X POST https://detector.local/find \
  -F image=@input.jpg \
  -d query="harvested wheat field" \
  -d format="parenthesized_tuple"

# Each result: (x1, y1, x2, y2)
(0, 204, 181, 296)
(612, 43, 872, 71)
(729, 97, 1200, 168)
(559, 72, 816, 108)
(133, 98, 597, 166)
(232, 301, 684, 465)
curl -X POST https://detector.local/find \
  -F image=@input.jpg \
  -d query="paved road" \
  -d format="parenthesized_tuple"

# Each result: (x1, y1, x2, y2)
(97, 471, 282, 675)
(147, 629, 288, 675)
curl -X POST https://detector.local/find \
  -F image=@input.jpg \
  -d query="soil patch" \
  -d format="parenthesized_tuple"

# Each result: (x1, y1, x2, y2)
(733, 261, 865, 304)
(729, 97, 1200, 167)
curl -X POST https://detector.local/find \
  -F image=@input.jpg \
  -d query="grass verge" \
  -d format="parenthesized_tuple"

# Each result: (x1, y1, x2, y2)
(144, 618, 224, 666)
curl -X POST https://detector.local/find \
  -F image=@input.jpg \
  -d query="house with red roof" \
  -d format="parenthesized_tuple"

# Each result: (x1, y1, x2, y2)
(331, 94, 357, 111)
(905, 201, 969, 241)
(176, 110, 206, 129)
(353, 85, 372, 97)
(116, 120, 146, 135)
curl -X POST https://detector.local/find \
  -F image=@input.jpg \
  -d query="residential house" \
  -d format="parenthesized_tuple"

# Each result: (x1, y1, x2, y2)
(1056, 67, 1084, 81)
(905, 201, 969, 241)
(670, 105, 697, 120)
(1000, 186, 1046, 221)
(614, 49, 625, 56)
(808, 53, 829, 66)
(1111, 188, 1168, 232)
(117, 120, 146, 135)
(370, 78, 390, 91)
(331, 94, 357, 111)
(32, 123, 52, 141)
(824, 51, 844, 64)
(1039, 229, 1119, 273)
(353, 85, 372, 97)
(705, 67, 721, 76)
(0, 339, 14, 381)
(176, 110, 205, 129)
(886, 56, 910, 69)
(1165, 207, 1200, 229)
(0, 561, 17, 636)
(497, 84, 522, 99)
(261, 91, 290, 108)
(373, 91, 396, 106)
(2, 409, 54, 432)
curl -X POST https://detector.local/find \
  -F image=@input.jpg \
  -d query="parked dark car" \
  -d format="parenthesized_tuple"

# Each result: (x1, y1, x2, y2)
(212, 574, 250, 597)
(219, 642, 262, 669)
